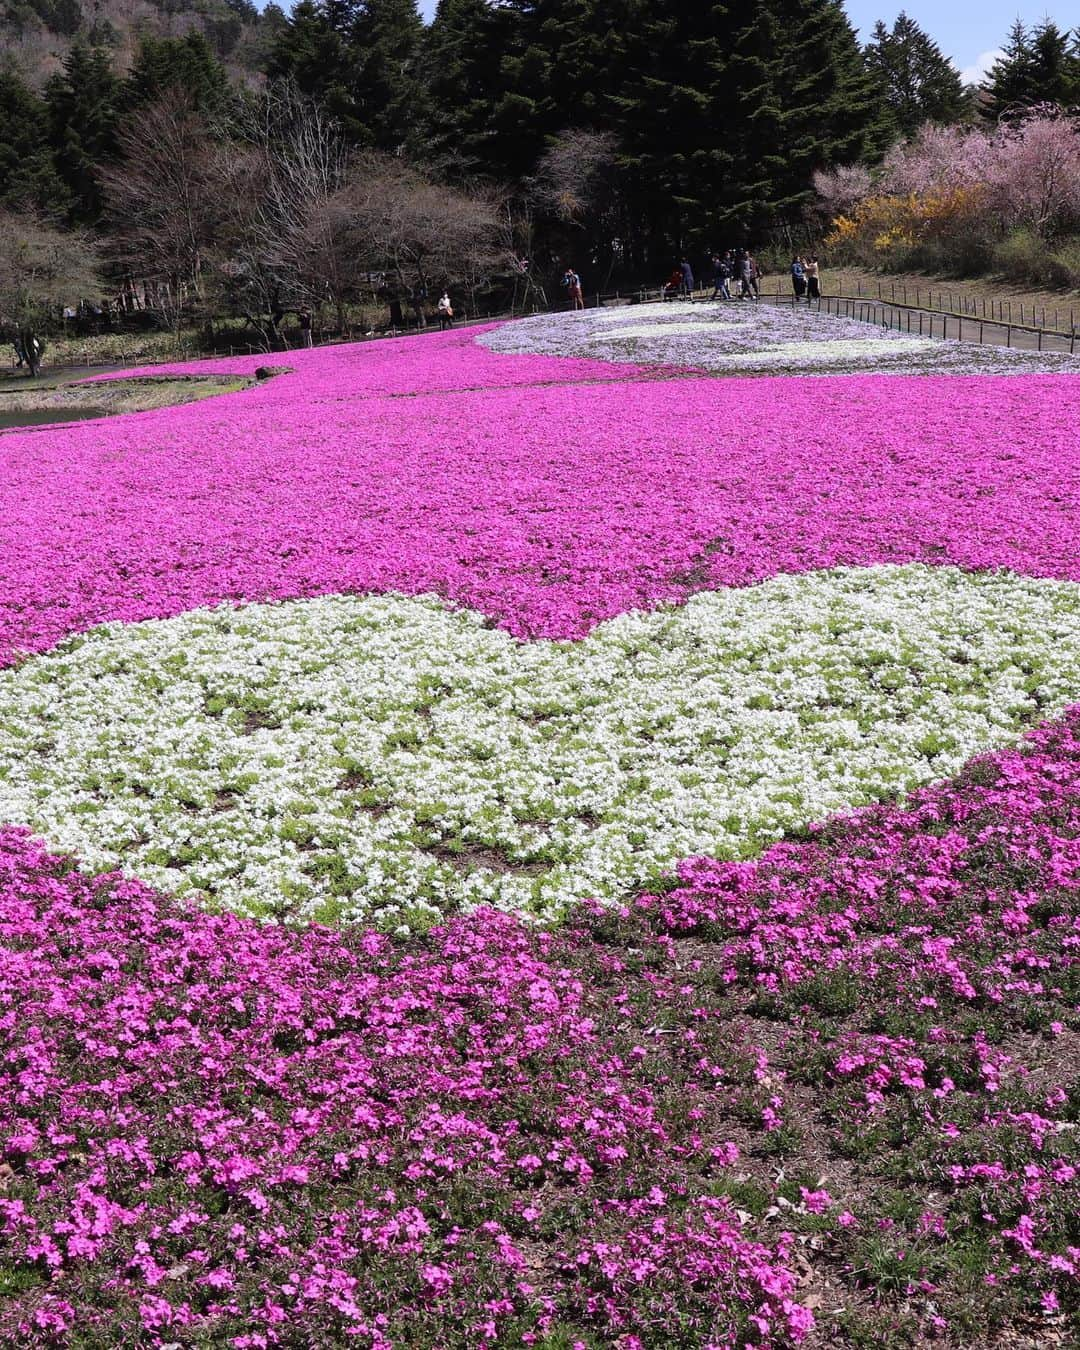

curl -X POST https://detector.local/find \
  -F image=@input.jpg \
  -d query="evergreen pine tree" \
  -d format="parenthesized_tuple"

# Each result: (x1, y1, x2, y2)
(610, 0, 740, 263)
(270, 0, 422, 149)
(421, 0, 505, 174)
(124, 33, 232, 114)
(768, 0, 890, 226)
(44, 43, 120, 224)
(483, 0, 556, 182)
(718, 5, 788, 240)
(0, 72, 70, 215)
(864, 11, 966, 138)
(267, 0, 366, 139)
(984, 20, 1034, 117)
(1025, 20, 1078, 108)
(352, 0, 426, 152)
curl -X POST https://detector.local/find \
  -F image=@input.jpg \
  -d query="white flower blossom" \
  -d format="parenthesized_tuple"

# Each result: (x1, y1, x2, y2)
(481, 301, 1080, 376)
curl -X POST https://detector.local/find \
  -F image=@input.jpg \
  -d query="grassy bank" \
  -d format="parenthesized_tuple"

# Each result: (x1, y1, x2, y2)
(811, 266, 1080, 332)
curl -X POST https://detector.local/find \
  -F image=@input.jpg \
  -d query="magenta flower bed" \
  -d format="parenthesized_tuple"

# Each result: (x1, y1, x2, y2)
(1, 711, 1078, 1345)
(88, 325, 653, 396)
(0, 828, 810, 1349)
(2, 328, 1078, 1346)
(2, 333, 1080, 663)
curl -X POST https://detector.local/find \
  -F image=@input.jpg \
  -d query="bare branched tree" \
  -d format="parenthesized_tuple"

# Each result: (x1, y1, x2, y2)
(101, 81, 515, 348)
(0, 211, 101, 375)
(220, 84, 358, 344)
(103, 94, 226, 334)
(530, 129, 619, 224)
(528, 129, 623, 289)
(343, 154, 508, 316)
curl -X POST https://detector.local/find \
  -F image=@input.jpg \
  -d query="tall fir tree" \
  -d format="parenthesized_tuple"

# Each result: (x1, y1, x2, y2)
(270, 0, 423, 149)
(763, 0, 890, 229)
(352, 0, 426, 152)
(421, 0, 505, 174)
(44, 43, 119, 225)
(983, 20, 1080, 117)
(0, 72, 70, 216)
(719, 6, 789, 240)
(610, 0, 740, 263)
(864, 11, 966, 138)
(267, 0, 367, 138)
(1025, 20, 1079, 108)
(123, 33, 232, 114)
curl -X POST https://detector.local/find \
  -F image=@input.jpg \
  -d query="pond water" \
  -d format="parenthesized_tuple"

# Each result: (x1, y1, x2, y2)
(0, 406, 110, 431)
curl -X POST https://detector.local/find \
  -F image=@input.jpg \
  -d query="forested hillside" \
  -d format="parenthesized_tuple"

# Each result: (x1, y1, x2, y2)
(0, 0, 284, 87)
(1, 0, 1079, 357)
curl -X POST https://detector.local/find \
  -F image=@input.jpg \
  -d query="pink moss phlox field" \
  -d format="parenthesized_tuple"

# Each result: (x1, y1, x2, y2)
(0, 830, 809, 1349)
(3, 712, 1079, 1344)
(4, 329, 1080, 662)
(84, 325, 654, 396)
(635, 711, 1080, 1317)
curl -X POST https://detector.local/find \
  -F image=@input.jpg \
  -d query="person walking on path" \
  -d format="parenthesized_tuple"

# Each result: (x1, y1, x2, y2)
(709, 253, 731, 301)
(437, 291, 454, 330)
(563, 266, 585, 310)
(679, 257, 695, 300)
(805, 256, 821, 302)
(749, 254, 761, 299)
(297, 306, 314, 348)
(737, 251, 754, 300)
(790, 256, 806, 301)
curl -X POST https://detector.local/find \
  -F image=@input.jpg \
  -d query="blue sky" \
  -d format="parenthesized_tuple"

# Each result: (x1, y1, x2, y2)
(841, 3, 1072, 84)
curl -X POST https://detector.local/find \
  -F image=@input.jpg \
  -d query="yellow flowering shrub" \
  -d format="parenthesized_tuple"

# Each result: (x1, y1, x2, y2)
(827, 188, 987, 265)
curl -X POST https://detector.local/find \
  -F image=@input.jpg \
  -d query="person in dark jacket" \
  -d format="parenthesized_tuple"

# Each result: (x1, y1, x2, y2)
(679, 257, 695, 300)
(709, 254, 732, 300)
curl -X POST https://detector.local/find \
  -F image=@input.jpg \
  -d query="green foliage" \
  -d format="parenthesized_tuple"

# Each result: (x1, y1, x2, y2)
(864, 11, 967, 139)
(0, 72, 70, 215)
(270, 0, 424, 150)
(123, 32, 231, 115)
(354, 0, 426, 152)
(44, 42, 119, 224)
(984, 19, 1080, 120)
(992, 226, 1080, 289)
(421, 0, 507, 174)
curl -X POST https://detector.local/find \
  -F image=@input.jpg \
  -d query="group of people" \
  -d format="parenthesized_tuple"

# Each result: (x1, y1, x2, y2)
(562, 250, 824, 310)
(665, 251, 764, 302)
(789, 255, 821, 302)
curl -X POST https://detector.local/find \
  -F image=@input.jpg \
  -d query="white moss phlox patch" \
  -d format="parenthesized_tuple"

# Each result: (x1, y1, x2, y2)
(3, 564, 1079, 930)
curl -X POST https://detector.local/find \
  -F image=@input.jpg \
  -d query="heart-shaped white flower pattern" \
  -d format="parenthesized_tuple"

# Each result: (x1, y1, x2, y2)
(3, 564, 1079, 930)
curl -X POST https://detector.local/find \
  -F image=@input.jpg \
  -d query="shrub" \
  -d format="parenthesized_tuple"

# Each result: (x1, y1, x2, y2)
(820, 109, 1080, 280)
(992, 228, 1080, 289)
